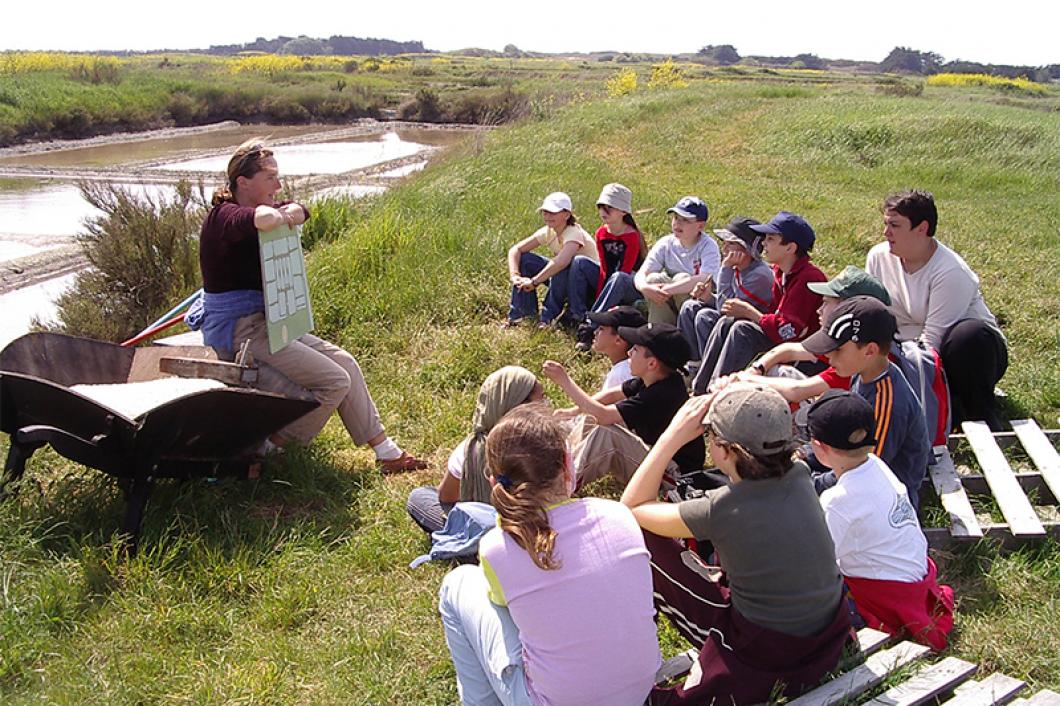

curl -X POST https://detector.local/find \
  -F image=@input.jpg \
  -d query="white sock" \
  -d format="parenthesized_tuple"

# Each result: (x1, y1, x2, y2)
(372, 438, 403, 461)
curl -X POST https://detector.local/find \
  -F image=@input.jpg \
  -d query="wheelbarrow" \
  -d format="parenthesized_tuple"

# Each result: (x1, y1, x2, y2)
(0, 332, 319, 550)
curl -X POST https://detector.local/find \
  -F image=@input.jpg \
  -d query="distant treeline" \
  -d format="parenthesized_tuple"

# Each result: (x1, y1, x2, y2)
(696, 45, 1059, 82)
(205, 35, 427, 57)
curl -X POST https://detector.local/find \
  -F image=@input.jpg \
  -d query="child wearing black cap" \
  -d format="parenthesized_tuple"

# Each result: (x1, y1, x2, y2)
(544, 322, 705, 485)
(801, 296, 931, 508)
(807, 390, 954, 650)
(590, 305, 647, 390)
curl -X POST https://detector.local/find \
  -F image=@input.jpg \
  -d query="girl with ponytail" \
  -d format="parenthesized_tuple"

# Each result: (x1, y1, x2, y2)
(192, 137, 425, 472)
(438, 406, 660, 705)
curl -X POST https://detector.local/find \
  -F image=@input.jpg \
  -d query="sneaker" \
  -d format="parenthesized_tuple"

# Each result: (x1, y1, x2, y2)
(378, 452, 428, 475)
(535, 320, 552, 331)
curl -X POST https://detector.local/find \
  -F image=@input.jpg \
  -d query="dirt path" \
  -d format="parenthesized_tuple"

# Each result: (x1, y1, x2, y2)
(0, 245, 86, 296)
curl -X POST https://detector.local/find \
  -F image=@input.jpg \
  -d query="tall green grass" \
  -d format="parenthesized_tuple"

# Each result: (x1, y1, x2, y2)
(1, 76, 1058, 703)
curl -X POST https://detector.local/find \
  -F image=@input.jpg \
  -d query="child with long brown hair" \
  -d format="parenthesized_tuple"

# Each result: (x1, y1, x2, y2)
(438, 406, 660, 705)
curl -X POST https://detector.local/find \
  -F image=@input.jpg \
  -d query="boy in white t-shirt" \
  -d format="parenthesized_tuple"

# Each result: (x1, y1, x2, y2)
(807, 390, 954, 650)
(588, 305, 647, 390)
(635, 196, 721, 326)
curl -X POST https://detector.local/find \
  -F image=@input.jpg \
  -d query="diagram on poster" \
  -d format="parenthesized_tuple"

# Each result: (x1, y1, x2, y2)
(259, 224, 314, 353)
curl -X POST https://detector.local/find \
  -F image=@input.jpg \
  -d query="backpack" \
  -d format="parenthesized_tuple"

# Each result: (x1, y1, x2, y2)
(890, 341, 952, 448)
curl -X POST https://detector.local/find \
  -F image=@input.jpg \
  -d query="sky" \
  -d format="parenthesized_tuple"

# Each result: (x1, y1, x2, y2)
(4, 0, 1058, 67)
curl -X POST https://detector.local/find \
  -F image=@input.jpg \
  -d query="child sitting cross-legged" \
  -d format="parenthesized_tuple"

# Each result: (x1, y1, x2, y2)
(807, 390, 954, 650)
(621, 384, 853, 706)
(438, 405, 661, 706)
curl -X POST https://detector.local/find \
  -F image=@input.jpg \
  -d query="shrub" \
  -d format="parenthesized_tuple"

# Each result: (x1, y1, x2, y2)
(44, 181, 205, 342)
(648, 59, 688, 90)
(607, 68, 638, 97)
(301, 194, 364, 251)
(876, 77, 925, 97)
(926, 72, 1046, 95)
(69, 58, 122, 85)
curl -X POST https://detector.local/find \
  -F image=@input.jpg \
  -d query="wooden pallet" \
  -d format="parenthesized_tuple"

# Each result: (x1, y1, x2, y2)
(924, 420, 1060, 549)
(655, 628, 1054, 706)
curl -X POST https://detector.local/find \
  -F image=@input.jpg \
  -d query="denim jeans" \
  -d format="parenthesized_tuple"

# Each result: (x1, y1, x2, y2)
(584, 271, 642, 327)
(693, 317, 774, 394)
(406, 485, 453, 535)
(508, 252, 599, 324)
(677, 299, 720, 362)
(439, 565, 533, 706)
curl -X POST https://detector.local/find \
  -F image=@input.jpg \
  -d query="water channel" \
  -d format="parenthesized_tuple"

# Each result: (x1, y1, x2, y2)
(0, 122, 469, 347)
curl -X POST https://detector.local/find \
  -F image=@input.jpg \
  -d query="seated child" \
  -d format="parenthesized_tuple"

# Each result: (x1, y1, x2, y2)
(678, 217, 774, 368)
(562, 306, 647, 401)
(801, 296, 931, 508)
(574, 183, 648, 351)
(692, 211, 826, 393)
(544, 322, 705, 486)
(621, 384, 852, 705)
(505, 191, 599, 328)
(634, 196, 720, 326)
(807, 390, 954, 650)
(737, 266, 892, 403)
(438, 406, 661, 705)
(406, 366, 543, 533)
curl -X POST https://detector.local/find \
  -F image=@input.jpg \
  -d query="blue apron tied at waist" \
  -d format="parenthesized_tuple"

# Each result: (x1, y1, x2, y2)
(185, 290, 265, 353)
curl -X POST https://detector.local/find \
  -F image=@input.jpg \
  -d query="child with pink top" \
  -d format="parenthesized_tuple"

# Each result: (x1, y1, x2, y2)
(438, 406, 660, 705)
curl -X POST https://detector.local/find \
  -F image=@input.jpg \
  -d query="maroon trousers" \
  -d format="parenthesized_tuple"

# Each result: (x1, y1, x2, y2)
(644, 531, 855, 706)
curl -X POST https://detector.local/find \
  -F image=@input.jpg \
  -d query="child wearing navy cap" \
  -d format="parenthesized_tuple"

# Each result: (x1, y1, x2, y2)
(692, 210, 827, 392)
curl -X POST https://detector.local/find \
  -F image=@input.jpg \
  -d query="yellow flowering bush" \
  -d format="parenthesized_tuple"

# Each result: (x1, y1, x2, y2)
(927, 73, 1045, 95)
(647, 58, 688, 90)
(607, 68, 638, 97)
(0, 51, 127, 74)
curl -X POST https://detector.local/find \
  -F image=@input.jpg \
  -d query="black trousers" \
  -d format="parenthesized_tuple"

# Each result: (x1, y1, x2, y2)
(939, 319, 1009, 430)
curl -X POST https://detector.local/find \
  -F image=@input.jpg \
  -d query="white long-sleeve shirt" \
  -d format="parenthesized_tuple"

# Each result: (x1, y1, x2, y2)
(866, 241, 999, 349)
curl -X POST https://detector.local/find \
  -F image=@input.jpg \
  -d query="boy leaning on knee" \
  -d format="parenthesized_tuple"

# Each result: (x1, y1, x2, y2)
(806, 390, 954, 650)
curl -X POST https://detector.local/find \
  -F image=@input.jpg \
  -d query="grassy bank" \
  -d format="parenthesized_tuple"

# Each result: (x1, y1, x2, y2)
(2, 76, 1059, 703)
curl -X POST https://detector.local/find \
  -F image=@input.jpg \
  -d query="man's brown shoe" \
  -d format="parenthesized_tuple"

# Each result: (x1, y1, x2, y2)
(378, 452, 428, 474)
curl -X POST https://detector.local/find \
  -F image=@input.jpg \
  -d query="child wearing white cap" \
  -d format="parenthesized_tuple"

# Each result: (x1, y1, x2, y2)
(505, 192, 599, 328)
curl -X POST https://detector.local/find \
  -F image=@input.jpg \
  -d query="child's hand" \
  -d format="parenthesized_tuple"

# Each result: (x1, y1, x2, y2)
(690, 276, 713, 302)
(661, 395, 713, 447)
(542, 360, 570, 386)
(641, 284, 670, 304)
(721, 298, 758, 321)
(708, 373, 740, 395)
(553, 406, 580, 420)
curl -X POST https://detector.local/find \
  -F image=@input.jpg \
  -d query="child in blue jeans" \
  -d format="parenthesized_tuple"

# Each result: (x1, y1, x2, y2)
(438, 406, 660, 705)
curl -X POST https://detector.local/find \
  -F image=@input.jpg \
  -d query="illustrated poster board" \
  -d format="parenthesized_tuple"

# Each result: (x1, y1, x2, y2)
(259, 224, 314, 353)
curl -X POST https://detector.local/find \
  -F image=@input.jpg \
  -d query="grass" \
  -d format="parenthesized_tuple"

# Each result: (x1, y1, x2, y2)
(2, 73, 1060, 702)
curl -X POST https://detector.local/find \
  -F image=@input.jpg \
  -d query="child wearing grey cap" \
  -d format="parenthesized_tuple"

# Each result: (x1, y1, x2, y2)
(621, 383, 851, 705)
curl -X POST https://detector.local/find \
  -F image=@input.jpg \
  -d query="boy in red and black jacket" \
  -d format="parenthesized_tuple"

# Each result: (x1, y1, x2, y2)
(692, 211, 827, 393)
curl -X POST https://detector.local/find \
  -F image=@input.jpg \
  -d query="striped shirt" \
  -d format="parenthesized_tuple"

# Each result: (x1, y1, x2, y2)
(850, 363, 931, 510)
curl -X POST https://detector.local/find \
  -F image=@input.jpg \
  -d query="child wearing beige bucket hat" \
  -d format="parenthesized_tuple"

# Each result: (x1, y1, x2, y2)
(573, 183, 650, 351)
